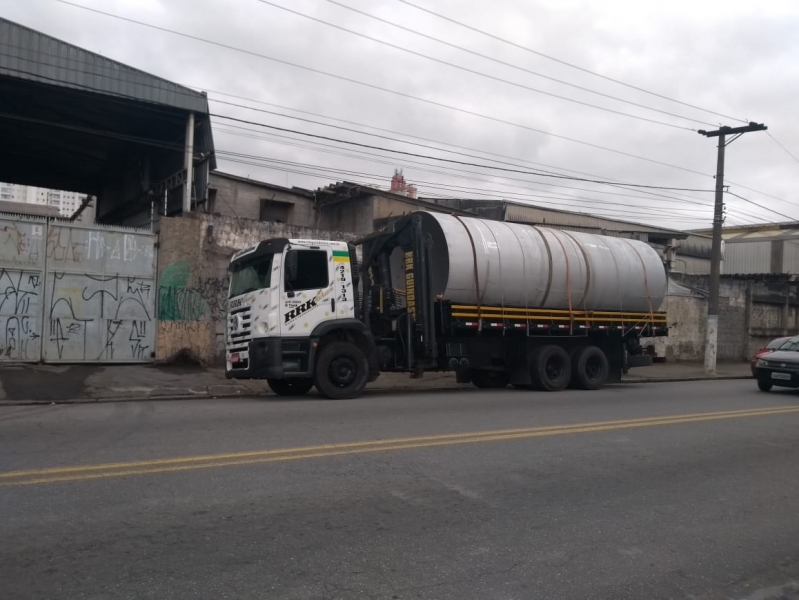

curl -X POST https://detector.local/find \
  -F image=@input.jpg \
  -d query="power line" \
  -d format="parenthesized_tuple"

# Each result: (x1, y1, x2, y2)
(725, 191, 795, 222)
(395, 0, 748, 124)
(322, 0, 716, 128)
(216, 146, 713, 220)
(767, 131, 799, 165)
(254, 0, 699, 131)
(52, 0, 713, 178)
(1, 47, 715, 207)
(3, 33, 788, 220)
(214, 124, 726, 214)
(216, 154, 713, 223)
(219, 127, 782, 223)
(2, 55, 725, 214)
(212, 112, 717, 191)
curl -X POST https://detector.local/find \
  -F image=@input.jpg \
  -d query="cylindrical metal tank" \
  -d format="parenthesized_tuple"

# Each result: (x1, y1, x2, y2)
(417, 211, 666, 312)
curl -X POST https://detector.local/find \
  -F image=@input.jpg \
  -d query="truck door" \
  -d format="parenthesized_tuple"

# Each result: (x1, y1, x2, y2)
(281, 247, 336, 337)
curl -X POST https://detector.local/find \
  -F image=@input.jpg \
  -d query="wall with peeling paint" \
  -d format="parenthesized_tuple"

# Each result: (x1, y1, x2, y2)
(156, 213, 357, 364)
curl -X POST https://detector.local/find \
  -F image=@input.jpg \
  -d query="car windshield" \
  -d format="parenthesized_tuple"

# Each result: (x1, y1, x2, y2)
(776, 337, 799, 352)
(229, 254, 273, 298)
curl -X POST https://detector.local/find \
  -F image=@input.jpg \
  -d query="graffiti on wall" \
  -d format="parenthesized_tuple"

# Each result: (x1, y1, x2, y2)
(158, 261, 229, 322)
(0, 222, 44, 268)
(47, 271, 155, 361)
(0, 268, 42, 359)
(46, 228, 154, 266)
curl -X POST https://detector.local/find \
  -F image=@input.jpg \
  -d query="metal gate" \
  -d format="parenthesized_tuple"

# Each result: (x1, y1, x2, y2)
(0, 215, 157, 363)
(0, 216, 46, 361)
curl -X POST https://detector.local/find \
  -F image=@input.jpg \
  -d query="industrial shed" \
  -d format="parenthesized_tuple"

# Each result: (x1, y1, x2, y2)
(0, 18, 215, 226)
(692, 222, 799, 275)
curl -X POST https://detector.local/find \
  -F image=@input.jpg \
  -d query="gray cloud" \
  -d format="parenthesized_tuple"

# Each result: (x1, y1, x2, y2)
(2, 0, 798, 228)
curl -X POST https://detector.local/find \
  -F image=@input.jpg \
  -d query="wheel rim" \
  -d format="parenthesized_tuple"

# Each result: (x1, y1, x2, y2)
(545, 357, 564, 381)
(585, 356, 602, 381)
(329, 356, 357, 387)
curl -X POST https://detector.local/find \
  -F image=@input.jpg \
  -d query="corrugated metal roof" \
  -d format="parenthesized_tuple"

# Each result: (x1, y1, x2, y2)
(692, 221, 799, 241)
(503, 203, 685, 238)
(0, 18, 209, 113)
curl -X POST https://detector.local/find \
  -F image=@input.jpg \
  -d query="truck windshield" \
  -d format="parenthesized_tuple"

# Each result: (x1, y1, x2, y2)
(229, 254, 273, 298)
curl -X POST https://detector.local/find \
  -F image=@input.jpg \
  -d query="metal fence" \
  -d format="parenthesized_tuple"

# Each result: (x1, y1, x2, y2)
(0, 215, 156, 363)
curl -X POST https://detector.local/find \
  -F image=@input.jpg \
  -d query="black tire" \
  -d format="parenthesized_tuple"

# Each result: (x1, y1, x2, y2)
(530, 345, 571, 391)
(571, 346, 610, 390)
(267, 378, 314, 397)
(757, 379, 773, 392)
(471, 369, 510, 389)
(314, 341, 369, 399)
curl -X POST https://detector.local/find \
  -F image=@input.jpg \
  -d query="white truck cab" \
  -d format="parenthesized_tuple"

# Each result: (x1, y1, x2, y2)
(226, 237, 378, 398)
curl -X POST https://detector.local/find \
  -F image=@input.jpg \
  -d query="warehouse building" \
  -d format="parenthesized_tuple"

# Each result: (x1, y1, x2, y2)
(0, 18, 215, 226)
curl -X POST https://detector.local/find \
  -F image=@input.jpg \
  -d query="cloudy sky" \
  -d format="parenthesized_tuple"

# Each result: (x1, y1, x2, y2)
(2, 0, 798, 229)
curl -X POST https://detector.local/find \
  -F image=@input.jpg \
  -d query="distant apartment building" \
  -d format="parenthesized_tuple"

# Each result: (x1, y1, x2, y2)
(0, 182, 93, 221)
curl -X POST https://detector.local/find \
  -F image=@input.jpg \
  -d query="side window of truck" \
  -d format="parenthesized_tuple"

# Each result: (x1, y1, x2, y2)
(285, 250, 329, 291)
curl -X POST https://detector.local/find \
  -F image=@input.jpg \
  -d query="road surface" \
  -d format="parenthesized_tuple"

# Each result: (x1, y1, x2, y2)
(2, 380, 799, 599)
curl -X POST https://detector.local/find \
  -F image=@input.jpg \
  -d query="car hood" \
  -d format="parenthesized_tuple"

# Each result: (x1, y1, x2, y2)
(762, 350, 799, 363)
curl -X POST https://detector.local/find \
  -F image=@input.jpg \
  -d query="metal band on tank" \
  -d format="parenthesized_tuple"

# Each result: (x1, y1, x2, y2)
(549, 231, 575, 333)
(561, 230, 592, 311)
(507, 224, 529, 314)
(621, 239, 656, 331)
(486, 221, 506, 320)
(453, 215, 483, 326)
(530, 226, 554, 306)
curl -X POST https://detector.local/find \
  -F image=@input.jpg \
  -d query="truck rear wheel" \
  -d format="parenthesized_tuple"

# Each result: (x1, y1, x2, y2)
(471, 369, 509, 389)
(530, 345, 571, 391)
(571, 346, 609, 390)
(267, 378, 314, 397)
(314, 341, 369, 399)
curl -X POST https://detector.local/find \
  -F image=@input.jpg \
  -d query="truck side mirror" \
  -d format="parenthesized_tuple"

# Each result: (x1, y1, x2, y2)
(285, 250, 298, 285)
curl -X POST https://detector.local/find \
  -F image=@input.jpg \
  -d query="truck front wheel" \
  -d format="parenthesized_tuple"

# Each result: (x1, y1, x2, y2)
(314, 341, 369, 399)
(531, 345, 571, 391)
(267, 378, 314, 397)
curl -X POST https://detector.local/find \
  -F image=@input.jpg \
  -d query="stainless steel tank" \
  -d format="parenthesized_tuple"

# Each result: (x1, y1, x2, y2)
(417, 211, 666, 312)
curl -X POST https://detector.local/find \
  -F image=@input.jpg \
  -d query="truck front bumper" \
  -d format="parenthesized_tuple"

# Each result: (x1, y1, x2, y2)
(226, 338, 284, 379)
(226, 337, 316, 380)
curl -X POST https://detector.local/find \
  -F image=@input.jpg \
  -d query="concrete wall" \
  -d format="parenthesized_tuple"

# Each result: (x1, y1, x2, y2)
(645, 293, 707, 362)
(645, 275, 799, 362)
(317, 196, 375, 235)
(209, 173, 315, 225)
(156, 213, 357, 364)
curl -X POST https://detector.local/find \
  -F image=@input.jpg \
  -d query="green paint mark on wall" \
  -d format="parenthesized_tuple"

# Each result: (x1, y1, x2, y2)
(158, 261, 208, 322)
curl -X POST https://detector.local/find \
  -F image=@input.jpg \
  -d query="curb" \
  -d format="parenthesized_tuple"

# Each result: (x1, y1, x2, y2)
(621, 375, 752, 384)
(0, 375, 753, 406)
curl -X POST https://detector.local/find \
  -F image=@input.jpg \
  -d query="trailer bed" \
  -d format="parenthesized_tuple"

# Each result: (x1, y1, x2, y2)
(439, 301, 667, 337)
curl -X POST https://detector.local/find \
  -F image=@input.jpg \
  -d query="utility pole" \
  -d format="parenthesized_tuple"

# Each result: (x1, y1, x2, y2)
(697, 122, 767, 373)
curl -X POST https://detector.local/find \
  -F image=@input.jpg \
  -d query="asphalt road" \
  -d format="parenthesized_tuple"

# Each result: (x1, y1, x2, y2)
(2, 380, 799, 600)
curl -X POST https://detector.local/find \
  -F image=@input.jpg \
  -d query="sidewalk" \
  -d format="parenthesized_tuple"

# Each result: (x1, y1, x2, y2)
(0, 360, 753, 405)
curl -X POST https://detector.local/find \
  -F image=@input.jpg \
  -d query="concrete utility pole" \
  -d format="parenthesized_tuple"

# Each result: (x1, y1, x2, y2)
(697, 122, 767, 373)
(183, 112, 195, 213)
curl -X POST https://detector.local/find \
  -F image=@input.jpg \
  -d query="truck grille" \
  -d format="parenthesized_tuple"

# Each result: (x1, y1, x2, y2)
(227, 306, 252, 352)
